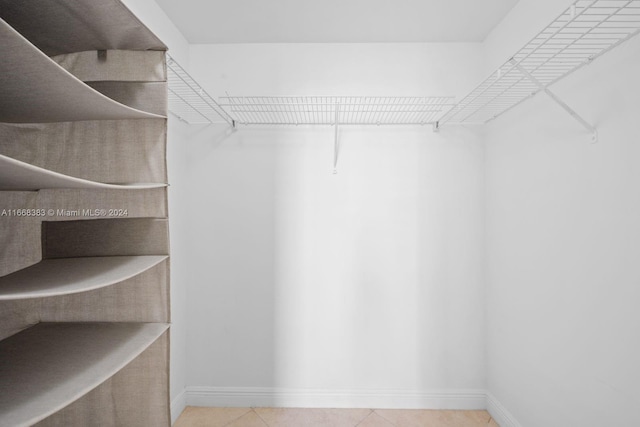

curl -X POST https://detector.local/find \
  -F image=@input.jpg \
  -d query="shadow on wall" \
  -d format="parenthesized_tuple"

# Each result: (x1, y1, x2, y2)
(185, 123, 485, 405)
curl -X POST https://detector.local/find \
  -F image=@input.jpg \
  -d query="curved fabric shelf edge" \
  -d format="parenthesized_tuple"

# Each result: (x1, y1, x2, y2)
(0, 0, 166, 56)
(0, 18, 165, 123)
(0, 154, 167, 190)
(0, 256, 168, 300)
(0, 322, 169, 427)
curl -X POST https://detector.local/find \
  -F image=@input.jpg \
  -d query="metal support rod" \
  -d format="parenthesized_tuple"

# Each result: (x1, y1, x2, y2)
(333, 103, 340, 174)
(510, 59, 598, 142)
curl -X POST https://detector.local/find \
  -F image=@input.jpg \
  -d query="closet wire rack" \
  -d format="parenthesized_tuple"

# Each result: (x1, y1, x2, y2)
(166, 0, 640, 131)
(440, 0, 640, 125)
(165, 59, 454, 126)
(166, 55, 235, 125)
(219, 96, 455, 126)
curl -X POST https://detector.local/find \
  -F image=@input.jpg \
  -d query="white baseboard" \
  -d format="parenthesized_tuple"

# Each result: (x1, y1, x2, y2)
(178, 386, 522, 426)
(185, 387, 486, 410)
(486, 392, 522, 427)
(171, 389, 187, 425)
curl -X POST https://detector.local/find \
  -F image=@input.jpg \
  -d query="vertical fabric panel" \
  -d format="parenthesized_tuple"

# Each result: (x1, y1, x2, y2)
(52, 50, 166, 82)
(41, 218, 170, 258)
(0, 192, 42, 277)
(0, 120, 167, 184)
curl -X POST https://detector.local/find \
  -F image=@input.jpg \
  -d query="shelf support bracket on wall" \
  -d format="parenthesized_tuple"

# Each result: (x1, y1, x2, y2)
(510, 59, 598, 143)
(333, 102, 340, 174)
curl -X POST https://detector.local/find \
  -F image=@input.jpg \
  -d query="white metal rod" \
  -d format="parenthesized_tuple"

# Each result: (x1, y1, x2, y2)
(168, 88, 212, 123)
(334, 103, 340, 174)
(510, 59, 596, 134)
(441, 1, 594, 123)
(459, 71, 529, 122)
(543, 88, 597, 134)
(232, 122, 441, 126)
(215, 96, 454, 125)
(443, 0, 640, 125)
(521, 1, 633, 74)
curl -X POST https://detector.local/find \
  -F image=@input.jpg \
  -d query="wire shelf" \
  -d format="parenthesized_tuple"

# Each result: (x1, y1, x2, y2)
(219, 96, 455, 126)
(166, 55, 234, 125)
(441, 0, 640, 124)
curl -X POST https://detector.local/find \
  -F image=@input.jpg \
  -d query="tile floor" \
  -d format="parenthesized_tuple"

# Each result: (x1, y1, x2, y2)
(173, 407, 501, 427)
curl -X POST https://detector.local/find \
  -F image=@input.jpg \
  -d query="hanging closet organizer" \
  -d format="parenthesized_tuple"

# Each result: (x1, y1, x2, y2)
(0, 0, 171, 426)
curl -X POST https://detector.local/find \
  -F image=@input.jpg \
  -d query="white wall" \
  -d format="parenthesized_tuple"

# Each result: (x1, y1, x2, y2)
(183, 43, 488, 407)
(484, 1, 640, 425)
(122, 0, 190, 65)
(120, 0, 191, 421)
(126, 0, 640, 422)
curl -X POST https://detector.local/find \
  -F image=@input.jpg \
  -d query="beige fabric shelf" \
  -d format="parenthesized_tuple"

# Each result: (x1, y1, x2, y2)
(0, 322, 169, 427)
(0, 256, 167, 300)
(0, 0, 166, 56)
(0, 18, 165, 123)
(0, 154, 167, 191)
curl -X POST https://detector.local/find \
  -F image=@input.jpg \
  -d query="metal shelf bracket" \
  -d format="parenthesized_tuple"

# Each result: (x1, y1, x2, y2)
(440, 0, 640, 144)
(510, 59, 598, 143)
(333, 102, 340, 174)
(217, 97, 454, 173)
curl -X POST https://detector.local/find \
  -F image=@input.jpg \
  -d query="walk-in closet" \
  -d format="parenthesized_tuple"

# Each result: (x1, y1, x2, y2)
(1, 0, 639, 426)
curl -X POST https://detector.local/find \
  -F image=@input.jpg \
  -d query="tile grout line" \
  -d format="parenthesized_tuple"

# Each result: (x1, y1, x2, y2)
(373, 410, 399, 427)
(251, 408, 270, 427)
(353, 409, 374, 427)
(178, 407, 494, 427)
(220, 408, 253, 427)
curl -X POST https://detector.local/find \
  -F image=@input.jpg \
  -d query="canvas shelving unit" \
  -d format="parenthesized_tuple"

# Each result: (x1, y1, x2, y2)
(0, 1, 171, 426)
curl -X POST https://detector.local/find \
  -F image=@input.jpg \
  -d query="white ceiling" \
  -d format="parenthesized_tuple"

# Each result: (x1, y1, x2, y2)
(155, 0, 520, 44)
